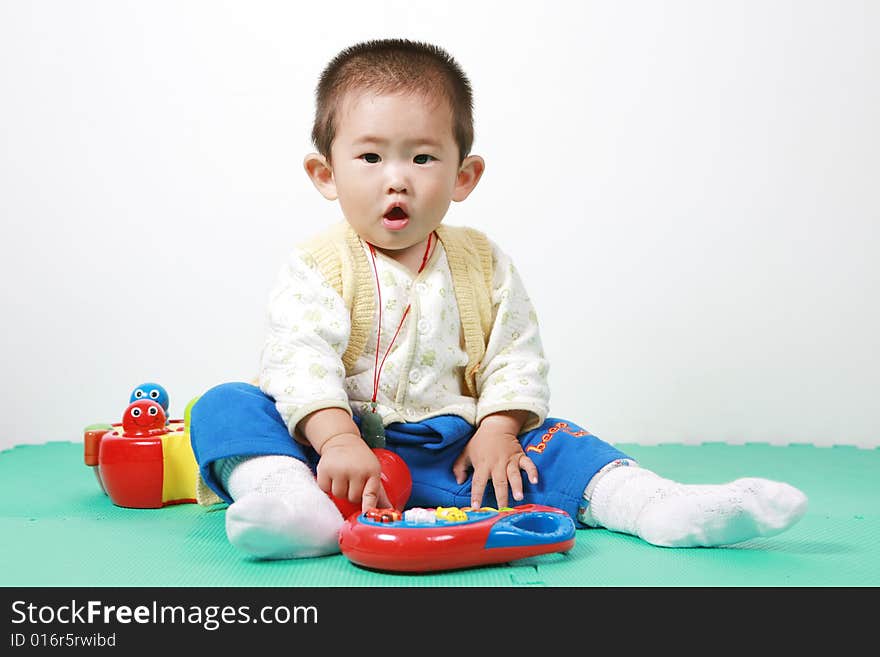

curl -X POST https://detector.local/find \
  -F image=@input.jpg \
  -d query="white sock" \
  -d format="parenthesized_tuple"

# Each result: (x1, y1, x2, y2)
(214, 455, 343, 560)
(579, 463, 808, 547)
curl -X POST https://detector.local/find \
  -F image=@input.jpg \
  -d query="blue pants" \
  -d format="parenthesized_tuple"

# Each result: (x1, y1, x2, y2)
(189, 382, 632, 525)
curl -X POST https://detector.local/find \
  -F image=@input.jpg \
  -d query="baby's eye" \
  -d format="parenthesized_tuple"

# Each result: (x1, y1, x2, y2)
(359, 153, 381, 164)
(413, 154, 435, 164)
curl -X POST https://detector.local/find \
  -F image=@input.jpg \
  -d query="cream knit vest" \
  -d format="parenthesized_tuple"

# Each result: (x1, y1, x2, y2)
(300, 221, 494, 398)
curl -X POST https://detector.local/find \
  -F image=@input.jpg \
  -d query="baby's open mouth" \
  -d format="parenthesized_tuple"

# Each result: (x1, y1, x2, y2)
(384, 206, 408, 220)
(382, 205, 410, 231)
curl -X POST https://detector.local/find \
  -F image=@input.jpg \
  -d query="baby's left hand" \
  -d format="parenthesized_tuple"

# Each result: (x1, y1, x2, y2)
(452, 414, 538, 509)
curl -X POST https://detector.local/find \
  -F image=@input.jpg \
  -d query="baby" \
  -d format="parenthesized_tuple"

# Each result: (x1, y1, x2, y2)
(189, 39, 808, 560)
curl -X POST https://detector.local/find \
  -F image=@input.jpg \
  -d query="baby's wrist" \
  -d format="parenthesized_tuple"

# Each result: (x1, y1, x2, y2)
(316, 431, 363, 456)
(479, 410, 529, 435)
(298, 407, 361, 454)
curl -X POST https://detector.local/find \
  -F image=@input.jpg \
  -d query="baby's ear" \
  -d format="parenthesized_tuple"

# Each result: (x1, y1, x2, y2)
(452, 155, 485, 202)
(303, 153, 338, 200)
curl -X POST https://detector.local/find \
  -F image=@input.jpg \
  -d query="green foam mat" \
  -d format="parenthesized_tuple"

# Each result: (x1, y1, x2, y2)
(1, 441, 877, 586)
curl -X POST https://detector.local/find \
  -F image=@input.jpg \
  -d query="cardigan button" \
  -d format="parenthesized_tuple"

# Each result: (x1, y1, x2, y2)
(408, 369, 422, 384)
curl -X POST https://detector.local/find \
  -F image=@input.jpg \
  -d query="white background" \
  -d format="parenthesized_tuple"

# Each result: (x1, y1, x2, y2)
(1, 0, 877, 451)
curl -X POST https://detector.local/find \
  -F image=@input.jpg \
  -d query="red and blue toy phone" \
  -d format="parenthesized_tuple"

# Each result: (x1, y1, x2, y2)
(339, 503, 576, 572)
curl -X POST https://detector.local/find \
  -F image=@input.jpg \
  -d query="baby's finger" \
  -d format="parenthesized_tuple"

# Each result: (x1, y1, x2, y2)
(507, 460, 525, 503)
(360, 476, 381, 512)
(331, 477, 350, 500)
(346, 475, 368, 503)
(451, 452, 471, 485)
(519, 454, 539, 485)
(492, 467, 510, 510)
(470, 468, 489, 509)
(315, 469, 333, 495)
(376, 481, 393, 510)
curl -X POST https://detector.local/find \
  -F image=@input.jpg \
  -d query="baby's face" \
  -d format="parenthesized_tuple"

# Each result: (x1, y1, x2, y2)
(327, 90, 463, 254)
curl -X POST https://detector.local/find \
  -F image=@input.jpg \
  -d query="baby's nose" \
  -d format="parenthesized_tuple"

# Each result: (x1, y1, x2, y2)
(384, 164, 409, 193)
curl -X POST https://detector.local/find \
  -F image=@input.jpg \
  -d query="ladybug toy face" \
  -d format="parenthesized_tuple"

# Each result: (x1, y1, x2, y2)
(121, 400, 168, 437)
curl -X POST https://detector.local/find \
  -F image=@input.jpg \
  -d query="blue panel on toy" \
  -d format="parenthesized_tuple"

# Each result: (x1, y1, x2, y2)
(484, 511, 575, 549)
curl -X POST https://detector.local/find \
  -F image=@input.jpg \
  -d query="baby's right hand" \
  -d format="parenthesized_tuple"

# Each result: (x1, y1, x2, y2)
(316, 433, 393, 512)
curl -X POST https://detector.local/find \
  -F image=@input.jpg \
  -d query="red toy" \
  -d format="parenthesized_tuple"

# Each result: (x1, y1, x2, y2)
(339, 504, 576, 572)
(84, 396, 199, 509)
(85, 387, 413, 514)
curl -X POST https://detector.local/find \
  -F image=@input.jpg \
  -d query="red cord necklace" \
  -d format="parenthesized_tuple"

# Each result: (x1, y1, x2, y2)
(360, 232, 435, 446)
